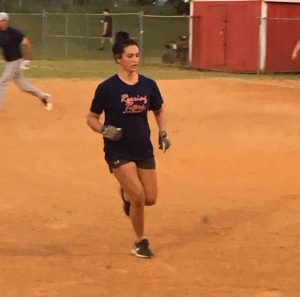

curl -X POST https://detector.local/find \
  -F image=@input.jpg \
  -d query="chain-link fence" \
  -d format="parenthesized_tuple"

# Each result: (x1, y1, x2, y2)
(8, 12, 190, 65)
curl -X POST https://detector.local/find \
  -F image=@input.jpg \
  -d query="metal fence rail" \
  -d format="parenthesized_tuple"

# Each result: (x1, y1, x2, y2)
(9, 11, 190, 64)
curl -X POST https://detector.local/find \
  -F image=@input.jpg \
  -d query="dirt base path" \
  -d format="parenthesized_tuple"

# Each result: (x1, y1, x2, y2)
(0, 78, 299, 297)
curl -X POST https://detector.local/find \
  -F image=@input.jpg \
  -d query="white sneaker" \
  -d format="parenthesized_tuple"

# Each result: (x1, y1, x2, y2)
(41, 93, 53, 111)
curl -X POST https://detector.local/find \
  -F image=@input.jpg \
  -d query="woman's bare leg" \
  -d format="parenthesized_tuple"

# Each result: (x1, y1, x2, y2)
(113, 162, 145, 238)
(137, 168, 158, 206)
(113, 162, 155, 258)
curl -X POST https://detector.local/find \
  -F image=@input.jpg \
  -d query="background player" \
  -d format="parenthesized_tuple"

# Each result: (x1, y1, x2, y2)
(98, 8, 113, 50)
(291, 38, 300, 60)
(87, 31, 171, 259)
(0, 12, 52, 111)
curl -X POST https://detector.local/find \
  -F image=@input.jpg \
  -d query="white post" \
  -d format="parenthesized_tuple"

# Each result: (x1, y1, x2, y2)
(259, 1, 268, 72)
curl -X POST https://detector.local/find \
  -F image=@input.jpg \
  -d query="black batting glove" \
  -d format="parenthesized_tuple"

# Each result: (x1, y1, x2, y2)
(158, 131, 171, 153)
(100, 125, 122, 141)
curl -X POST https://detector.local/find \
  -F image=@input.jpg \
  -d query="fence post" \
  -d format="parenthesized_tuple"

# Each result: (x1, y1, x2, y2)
(138, 11, 144, 63)
(85, 13, 89, 56)
(42, 9, 48, 59)
(65, 13, 69, 59)
(258, 2, 267, 74)
(258, 16, 267, 74)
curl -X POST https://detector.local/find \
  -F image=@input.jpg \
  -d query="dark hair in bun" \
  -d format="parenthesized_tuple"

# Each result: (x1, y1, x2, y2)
(112, 31, 139, 58)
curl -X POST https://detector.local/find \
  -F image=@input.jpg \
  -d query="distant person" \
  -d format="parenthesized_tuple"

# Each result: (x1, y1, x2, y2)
(98, 8, 113, 50)
(87, 31, 171, 258)
(0, 12, 52, 111)
(291, 39, 300, 60)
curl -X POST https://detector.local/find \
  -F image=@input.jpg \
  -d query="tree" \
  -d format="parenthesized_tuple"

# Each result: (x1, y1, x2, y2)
(173, 0, 190, 15)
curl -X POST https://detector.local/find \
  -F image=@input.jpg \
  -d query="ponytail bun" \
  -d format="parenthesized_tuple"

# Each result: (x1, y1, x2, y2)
(115, 31, 130, 44)
(112, 31, 138, 57)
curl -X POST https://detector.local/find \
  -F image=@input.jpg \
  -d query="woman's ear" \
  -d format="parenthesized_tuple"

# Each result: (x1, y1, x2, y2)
(114, 54, 122, 64)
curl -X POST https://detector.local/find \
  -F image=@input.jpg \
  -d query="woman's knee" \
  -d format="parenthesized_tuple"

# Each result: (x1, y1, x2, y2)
(129, 188, 145, 208)
(145, 193, 157, 206)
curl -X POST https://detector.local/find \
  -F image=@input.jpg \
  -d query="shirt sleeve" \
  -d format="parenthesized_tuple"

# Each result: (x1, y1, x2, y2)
(15, 29, 24, 44)
(149, 80, 164, 111)
(90, 83, 107, 114)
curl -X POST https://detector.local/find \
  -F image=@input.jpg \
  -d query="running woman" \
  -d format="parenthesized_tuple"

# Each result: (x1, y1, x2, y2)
(0, 12, 52, 111)
(86, 31, 171, 259)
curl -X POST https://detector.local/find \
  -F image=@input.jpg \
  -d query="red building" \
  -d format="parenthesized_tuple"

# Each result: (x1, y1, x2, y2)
(190, 0, 300, 72)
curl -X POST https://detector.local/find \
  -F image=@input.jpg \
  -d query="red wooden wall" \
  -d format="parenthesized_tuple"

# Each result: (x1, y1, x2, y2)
(266, 3, 300, 72)
(192, 1, 261, 72)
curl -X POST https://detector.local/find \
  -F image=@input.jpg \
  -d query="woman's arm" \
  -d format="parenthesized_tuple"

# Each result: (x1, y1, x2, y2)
(153, 106, 167, 133)
(86, 111, 103, 133)
(153, 107, 171, 152)
(86, 111, 122, 140)
(292, 40, 300, 60)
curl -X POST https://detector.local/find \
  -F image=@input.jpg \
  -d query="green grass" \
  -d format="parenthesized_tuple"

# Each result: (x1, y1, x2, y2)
(9, 12, 189, 61)
(1, 59, 300, 80)
(4, 2, 189, 63)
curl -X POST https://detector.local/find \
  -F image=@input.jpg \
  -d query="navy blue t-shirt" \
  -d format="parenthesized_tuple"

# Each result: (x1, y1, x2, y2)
(0, 26, 24, 62)
(90, 74, 164, 161)
(103, 15, 112, 37)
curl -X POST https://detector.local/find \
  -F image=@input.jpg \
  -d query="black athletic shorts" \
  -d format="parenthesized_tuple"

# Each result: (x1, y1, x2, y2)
(107, 158, 156, 173)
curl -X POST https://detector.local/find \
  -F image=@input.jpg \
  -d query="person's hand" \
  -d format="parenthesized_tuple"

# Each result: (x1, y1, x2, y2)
(100, 125, 122, 141)
(158, 131, 171, 153)
(292, 52, 298, 60)
(20, 60, 31, 70)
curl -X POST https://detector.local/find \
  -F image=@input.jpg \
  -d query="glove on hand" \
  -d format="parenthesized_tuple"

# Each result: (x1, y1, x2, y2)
(100, 125, 122, 141)
(20, 60, 31, 70)
(158, 131, 171, 153)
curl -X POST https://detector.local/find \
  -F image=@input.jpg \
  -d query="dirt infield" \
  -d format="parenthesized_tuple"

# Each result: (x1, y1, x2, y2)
(0, 78, 300, 297)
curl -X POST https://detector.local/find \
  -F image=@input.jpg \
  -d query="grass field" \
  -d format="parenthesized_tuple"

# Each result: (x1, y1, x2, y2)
(9, 12, 189, 60)
(1, 59, 300, 80)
